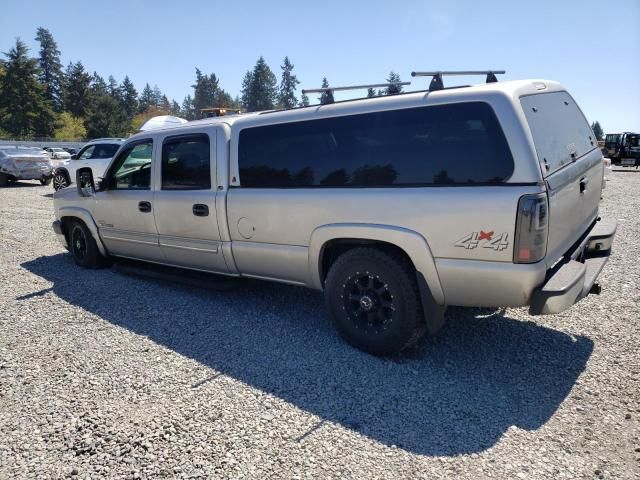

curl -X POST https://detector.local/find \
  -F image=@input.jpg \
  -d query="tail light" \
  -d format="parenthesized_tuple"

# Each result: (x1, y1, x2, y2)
(514, 193, 548, 263)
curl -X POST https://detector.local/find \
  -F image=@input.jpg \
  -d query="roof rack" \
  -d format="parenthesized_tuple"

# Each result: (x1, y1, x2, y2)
(301, 81, 411, 95)
(410, 70, 506, 91)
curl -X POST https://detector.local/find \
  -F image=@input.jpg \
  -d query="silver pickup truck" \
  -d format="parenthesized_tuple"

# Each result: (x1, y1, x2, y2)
(52, 77, 616, 355)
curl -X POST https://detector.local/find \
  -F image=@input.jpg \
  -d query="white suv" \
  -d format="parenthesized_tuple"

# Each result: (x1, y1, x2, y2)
(52, 138, 123, 191)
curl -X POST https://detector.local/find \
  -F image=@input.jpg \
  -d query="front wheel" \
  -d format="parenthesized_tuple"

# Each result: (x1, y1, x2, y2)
(324, 248, 425, 355)
(69, 220, 109, 269)
(53, 171, 69, 190)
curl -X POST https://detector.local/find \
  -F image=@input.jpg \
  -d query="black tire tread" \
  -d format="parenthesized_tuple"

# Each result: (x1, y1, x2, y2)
(324, 247, 425, 355)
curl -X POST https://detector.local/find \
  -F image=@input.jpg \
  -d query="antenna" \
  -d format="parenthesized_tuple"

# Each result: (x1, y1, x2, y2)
(410, 70, 506, 91)
(302, 81, 411, 94)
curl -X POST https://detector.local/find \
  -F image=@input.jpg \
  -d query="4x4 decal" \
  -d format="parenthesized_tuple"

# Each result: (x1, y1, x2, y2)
(455, 231, 509, 251)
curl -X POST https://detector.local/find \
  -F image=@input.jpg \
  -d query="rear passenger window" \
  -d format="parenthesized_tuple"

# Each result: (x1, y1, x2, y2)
(161, 134, 211, 190)
(238, 102, 514, 188)
(521, 91, 595, 176)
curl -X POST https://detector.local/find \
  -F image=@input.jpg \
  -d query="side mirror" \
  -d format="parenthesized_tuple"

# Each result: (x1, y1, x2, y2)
(76, 167, 95, 197)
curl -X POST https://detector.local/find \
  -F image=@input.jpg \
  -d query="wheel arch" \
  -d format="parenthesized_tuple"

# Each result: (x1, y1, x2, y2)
(308, 223, 445, 306)
(59, 207, 108, 256)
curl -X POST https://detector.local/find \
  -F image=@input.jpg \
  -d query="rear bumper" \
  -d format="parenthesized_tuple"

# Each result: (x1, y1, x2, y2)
(529, 218, 617, 315)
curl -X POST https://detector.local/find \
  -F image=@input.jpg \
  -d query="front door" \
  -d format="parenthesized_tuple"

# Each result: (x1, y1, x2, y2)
(152, 131, 228, 273)
(92, 138, 164, 262)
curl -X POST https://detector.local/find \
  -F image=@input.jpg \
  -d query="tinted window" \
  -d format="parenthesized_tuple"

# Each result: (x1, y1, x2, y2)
(238, 102, 514, 188)
(108, 140, 153, 190)
(91, 144, 120, 159)
(161, 135, 211, 190)
(521, 91, 595, 176)
(78, 145, 95, 160)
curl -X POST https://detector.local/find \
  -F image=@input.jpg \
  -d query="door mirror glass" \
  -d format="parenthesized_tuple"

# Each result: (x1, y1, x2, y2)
(76, 167, 95, 197)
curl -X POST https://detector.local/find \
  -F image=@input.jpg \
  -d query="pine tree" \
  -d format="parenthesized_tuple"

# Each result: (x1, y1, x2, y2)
(35, 27, 64, 112)
(0, 39, 55, 137)
(367, 88, 376, 98)
(591, 121, 604, 141)
(192, 68, 220, 118)
(181, 94, 195, 120)
(64, 61, 91, 118)
(241, 57, 277, 112)
(138, 83, 154, 113)
(85, 94, 129, 138)
(160, 94, 170, 112)
(319, 77, 334, 105)
(169, 100, 181, 116)
(119, 76, 138, 118)
(299, 93, 310, 107)
(278, 56, 299, 109)
(385, 71, 403, 95)
(107, 75, 120, 99)
(90, 72, 108, 97)
(151, 85, 163, 108)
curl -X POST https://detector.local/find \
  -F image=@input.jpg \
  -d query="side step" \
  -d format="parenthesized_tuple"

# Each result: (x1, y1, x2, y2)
(113, 260, 242, 291)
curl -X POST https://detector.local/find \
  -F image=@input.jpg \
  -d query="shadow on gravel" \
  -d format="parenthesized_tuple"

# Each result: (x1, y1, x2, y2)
(3, 181, 42, 188)
(21, 254, 593, 457)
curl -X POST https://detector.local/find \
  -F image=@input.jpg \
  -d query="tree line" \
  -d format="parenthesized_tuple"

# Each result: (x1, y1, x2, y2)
(0, 28, 410, 141)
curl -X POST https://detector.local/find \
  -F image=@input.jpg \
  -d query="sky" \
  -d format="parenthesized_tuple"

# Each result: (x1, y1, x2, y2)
(1, 0, 639, 132)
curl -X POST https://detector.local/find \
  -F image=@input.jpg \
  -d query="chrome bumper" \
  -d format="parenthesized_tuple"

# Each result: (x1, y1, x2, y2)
(529, 218, 617, 315)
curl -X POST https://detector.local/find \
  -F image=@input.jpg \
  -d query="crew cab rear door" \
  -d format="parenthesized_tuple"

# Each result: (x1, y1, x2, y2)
(521, 91, 603, 267)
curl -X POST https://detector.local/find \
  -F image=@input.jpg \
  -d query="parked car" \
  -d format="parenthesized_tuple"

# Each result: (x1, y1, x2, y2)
(52, 77, 616, 355)
(52, 138, 123, 190)
(0, 146, 53, 186)
(44, 147, 72, 161)
(62, 147, 78, 156)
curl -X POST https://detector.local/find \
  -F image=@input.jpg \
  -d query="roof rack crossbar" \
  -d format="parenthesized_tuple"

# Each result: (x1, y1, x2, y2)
(411, 70, 506, 91)
(302, 81, 411, 94)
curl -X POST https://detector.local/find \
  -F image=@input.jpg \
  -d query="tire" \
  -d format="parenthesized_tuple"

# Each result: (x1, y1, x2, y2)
(69, 219, 109, 269)
(0, 173, 8, 187)
(53, 171, 70, 190)
(40, 176, 52, 186)
(324, 247, 425, 355)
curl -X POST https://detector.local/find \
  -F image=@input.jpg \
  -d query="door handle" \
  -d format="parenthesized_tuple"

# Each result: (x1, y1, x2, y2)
(138, 201, 152, 213)
(579, 177, 588, 194)
(192, 204, 209, 217)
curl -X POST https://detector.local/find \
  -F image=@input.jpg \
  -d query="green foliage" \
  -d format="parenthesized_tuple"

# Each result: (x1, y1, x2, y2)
(0, 39, 55, 137)
(138, 83, 155, 113)
(119, 76, 138, 118)
(85, 93, 129, 138)
(241, 57, 278, 112)
(385, 71, 403, 95)
(299, 93, 310, 107)
(181, 94, 195, 120)
(591, 121, 604, 141)
(367, 88, 376, 98)
(35, 27, 64, 112)
(64, 61, 91, 118)
(278, 56, 299, 109)
(319, 77, 334, 105)
(54, 111, 86, 140)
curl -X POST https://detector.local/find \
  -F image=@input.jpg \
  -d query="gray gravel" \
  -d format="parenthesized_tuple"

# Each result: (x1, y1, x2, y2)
(0, 171, 639, 479)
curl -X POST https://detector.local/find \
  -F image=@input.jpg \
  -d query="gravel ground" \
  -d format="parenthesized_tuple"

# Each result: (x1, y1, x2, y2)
(0, 170, 638, 479)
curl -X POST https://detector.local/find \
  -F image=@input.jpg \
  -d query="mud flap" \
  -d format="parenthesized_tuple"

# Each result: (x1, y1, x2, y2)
(416, 272, 447, 335)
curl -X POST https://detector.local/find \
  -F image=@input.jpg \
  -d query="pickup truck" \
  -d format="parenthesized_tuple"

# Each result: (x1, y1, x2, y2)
(52, 77, 616, 355)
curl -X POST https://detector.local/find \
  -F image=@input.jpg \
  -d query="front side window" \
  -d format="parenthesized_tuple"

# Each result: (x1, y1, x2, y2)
(238, 102, 514, 188)
(108, 140, 153, 190)
(78, 145, 95, 160)
(161, 134, 211, 190)
(92, 144, 120, 159)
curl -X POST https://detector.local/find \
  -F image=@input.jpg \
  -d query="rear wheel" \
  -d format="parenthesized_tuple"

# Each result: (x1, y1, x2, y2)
(53, 171, 69, 190)
(324, 247, 425, 355)
(69, 220, 109, 269)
